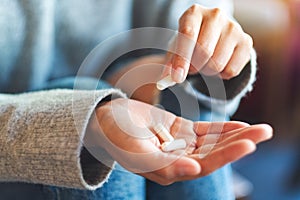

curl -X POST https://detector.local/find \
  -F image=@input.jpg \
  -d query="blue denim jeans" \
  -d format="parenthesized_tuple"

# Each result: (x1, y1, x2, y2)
(0, 77, 234, 200)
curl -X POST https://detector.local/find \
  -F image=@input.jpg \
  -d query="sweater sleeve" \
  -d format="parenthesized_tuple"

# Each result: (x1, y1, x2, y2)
(0, 89, 126, 190)
(182, 49, 257, 116)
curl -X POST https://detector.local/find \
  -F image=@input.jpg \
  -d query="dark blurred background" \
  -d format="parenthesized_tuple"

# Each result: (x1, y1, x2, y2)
(231, 0, 300, 199)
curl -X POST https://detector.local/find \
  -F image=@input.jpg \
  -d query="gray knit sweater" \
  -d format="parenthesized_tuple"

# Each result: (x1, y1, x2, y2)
(0, 0, 255, 190)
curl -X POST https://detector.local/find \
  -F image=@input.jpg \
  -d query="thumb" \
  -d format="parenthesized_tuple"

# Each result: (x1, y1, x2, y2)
(170, 156, 201, 177)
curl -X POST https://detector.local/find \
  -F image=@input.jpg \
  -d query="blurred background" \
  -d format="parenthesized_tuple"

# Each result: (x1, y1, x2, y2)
(230, 0, 300, 199)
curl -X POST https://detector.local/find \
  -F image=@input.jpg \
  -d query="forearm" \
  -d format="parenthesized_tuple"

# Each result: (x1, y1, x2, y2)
(107, 54, 166, 105)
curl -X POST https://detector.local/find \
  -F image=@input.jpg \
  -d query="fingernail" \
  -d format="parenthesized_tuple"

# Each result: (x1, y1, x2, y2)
(172, 67, 185, 83)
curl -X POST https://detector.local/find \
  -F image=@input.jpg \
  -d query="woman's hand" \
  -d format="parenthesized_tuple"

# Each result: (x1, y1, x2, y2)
(108, 4, 254, 103)
(167, 4, 253, 82)
(88, 98, 272, 185)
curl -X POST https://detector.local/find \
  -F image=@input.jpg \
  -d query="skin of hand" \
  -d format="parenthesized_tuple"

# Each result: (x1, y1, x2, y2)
(108, 55, 166, 105)
(168, 4, 254, 82)
(87, 98, 273, 185)
(102, 5, 267, 185)
(109, 4, 253, 102)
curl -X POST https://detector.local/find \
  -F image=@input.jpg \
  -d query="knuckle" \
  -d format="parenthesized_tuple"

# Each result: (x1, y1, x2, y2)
(227, 21, 236, 33)
(180, 25, 195, 37)
(212, 61, 225, 73)
(224, 67, 240, 78)
(189, 4, 201, 13)
(210, 7, 222, 18)
(244, 33, 254, 47)
(226, 21, 244, 36)
(159, 169, 174, 180)
(179, 14, 185, 24)
(180, 4, 201, 23)
(199, 42, 214, 58)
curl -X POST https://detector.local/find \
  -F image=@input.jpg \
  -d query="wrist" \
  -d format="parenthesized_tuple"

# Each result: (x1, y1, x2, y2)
(108, 55, 166, 105)
(85, 97, 114, 149)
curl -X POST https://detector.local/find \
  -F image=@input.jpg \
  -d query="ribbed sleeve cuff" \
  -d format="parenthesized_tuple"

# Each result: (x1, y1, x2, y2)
(183, 49, 257, 116)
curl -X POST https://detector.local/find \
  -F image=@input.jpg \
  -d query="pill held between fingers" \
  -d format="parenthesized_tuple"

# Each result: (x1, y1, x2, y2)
(161, 139, 187, 152)
(153, 123, 174, 142)
(156, 75, 176, 90)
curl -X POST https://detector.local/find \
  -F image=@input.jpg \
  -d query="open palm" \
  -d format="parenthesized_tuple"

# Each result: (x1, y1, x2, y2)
(91, 98, 272, 185)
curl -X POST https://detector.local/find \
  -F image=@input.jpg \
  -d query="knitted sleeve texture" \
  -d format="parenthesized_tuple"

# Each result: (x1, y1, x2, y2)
(0, 89, 126, 190)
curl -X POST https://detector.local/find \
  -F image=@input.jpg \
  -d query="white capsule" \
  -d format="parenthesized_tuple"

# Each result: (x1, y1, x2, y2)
(153, 123, 174, 142)
(199, 154, 207, 159)
(156, 75, 176, 90)
(161, 139, 187, 152)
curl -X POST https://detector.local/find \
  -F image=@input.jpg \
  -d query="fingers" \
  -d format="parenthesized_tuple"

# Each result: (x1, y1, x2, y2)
(139, 154, 201, 185)
(219, 124, 273, 144)
(220, 34, 253, 79)
(200, 23, 237, 76)
(139, 124, 272, 184)
(171, 5, 202, 83)
(192, 139, 256, 176)
(168, 4, 253, 81)
(193, 121, 250, 136)
(190, 8, 223, 73)
(196, 124, 273, 148)
(200, 20, 251, 78)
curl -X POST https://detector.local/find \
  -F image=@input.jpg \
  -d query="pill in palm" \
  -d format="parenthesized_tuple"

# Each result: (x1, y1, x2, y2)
(161, 139, 187, 152)
(153, 123, 174, 142)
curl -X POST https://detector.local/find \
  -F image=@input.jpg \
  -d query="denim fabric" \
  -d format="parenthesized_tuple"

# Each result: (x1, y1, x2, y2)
(0, 164, 145, 200)
(146, 165, 233, 200)
(0, 77, 234, 200)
